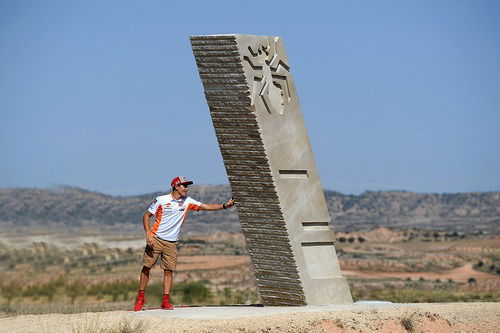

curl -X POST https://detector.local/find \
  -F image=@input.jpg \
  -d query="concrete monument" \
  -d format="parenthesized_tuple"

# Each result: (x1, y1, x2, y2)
(190, 34, 352, 306)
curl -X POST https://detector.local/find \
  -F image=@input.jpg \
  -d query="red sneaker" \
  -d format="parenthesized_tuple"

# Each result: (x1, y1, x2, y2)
(161, 294, 174, 310)
(134, 296, 146, 311)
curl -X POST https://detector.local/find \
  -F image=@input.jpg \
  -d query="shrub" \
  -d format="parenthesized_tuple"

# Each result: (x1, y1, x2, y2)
(144, 282, 164, 304)
(86, 280, 137, 303)
(36, 279, 65, 302)
(223, 287, 232, 303)
(173, 281, 212, 304)
(65, 281, 85, 304)
(1, 283, 21, 305)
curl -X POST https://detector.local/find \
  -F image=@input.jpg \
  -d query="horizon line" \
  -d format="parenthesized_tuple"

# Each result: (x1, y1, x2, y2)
(1, 184, 499, 197)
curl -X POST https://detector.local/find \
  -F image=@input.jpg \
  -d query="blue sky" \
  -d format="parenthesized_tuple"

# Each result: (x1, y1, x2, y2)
(1, 1, 499, 195)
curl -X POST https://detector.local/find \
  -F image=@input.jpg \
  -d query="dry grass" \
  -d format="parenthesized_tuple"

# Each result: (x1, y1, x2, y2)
(71, 316, 149, 333)
(400, 312, 417, 332)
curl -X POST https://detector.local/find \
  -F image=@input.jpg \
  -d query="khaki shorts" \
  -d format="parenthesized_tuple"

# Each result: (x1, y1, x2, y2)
(142, 237, 178, 270)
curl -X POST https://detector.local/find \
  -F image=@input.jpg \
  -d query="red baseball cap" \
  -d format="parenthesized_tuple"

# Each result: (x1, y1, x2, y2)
(171, 176, 194, 188)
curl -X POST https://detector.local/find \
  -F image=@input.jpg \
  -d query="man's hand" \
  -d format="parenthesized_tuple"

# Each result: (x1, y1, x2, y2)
(225, 198, 235, 209)
(146, 233, 154, 248)
(143, 211, 154, 247)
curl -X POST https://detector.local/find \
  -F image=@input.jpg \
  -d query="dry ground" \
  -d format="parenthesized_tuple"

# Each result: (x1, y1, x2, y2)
(1, 228, 499, 313)
(0, 302, 498, 333)
(343, 263, 500, 283)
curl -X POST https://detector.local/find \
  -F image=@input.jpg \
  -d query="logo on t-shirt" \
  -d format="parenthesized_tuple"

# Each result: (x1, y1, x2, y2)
(149, 199, 157, 210)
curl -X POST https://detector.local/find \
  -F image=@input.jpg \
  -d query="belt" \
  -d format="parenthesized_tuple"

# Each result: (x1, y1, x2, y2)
(155, 236, 177, 243)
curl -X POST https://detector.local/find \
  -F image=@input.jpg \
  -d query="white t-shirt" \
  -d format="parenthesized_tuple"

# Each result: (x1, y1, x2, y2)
(147, 194, 202, 241)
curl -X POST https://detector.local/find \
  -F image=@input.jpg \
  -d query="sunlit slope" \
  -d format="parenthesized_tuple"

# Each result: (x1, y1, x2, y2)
(0, 186, 498, 233)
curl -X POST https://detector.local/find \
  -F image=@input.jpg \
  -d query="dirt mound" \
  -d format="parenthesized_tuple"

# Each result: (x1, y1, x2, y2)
(362, 227, 406, 242)
(337, 227, 405, 243)
(1, 302, 498, 332)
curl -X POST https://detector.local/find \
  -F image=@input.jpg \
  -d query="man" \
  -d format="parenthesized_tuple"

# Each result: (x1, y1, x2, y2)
(133, 176, 235, 311)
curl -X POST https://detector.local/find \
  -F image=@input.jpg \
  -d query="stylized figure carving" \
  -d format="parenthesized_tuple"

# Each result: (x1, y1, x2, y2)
(243, 37, 291, 115)
(191, 34, 352, 306)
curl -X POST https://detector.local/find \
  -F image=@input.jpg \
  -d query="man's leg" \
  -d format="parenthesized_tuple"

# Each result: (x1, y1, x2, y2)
(134, 266, 151, 311)
(140, 266, 151, 290)
(160, 239, 177, 310)
(161, 269, 174, 309)
(135, 239, 158, 311)
(163, 269, 173, 294)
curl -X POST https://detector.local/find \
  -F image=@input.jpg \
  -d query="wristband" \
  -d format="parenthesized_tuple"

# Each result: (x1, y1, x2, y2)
(222, 203, 227, 209)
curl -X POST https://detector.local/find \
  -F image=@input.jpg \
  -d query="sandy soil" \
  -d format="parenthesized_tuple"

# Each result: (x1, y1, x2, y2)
(176, 255, 250, 271)
(1, 302, 498, 333)
(343, 263, 500, 283)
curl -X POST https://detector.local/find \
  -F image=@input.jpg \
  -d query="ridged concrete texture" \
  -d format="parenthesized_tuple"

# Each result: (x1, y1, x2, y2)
(190, 34, 352, 306)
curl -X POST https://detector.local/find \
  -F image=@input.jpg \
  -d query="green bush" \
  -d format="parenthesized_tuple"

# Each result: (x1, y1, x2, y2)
(144, 282, 164, 304)
(65, 281, 85, 304)
(173, 281, 212, 304)
(0, 283, 21, 305)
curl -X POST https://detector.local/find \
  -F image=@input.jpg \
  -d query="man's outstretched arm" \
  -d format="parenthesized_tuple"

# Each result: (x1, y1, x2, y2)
(199, 198, 235, 211)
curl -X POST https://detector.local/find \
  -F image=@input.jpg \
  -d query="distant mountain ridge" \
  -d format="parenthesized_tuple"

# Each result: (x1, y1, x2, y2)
(0, 186, 499, 233)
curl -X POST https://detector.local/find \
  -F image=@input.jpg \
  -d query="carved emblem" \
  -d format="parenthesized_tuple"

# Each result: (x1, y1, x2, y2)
(243, 37, 291, 115)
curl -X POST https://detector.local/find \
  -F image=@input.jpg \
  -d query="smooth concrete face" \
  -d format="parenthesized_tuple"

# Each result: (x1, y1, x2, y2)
(132, 303, 398, 320)
(190, 34, 352, 306)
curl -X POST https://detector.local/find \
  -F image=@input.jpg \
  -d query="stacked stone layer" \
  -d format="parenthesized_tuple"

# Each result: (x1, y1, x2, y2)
(190, 35, 306, 305)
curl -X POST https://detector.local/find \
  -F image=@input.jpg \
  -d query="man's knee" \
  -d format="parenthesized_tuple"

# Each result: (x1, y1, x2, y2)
(141, 266, 151, 274)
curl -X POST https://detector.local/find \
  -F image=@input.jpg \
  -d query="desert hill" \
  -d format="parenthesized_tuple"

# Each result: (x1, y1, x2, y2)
(0, 186, 499, 233)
